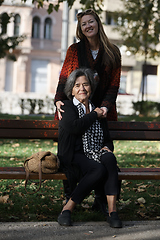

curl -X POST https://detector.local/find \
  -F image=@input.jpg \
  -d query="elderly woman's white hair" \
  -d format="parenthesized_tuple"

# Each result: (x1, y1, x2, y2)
(64, 68, 96, 100)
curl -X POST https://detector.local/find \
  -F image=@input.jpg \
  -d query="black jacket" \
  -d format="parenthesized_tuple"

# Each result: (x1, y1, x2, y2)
(58, 100, 114, 192)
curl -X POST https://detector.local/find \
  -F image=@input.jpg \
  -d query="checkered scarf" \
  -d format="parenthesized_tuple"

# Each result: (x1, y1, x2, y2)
(77, 103, 104, 163)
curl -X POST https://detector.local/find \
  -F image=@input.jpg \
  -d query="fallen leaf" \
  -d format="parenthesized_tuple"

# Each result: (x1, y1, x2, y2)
(0, 195, 9, 203)
(12, 143, 20, 147)
(139, 184, 147, 188)
(85, 195, 94, 203)
(18, 192, 24, 197)
(137, 185, 147, 192)
(81, 203, 90, 209)
(137, 197, 146, 204)
(149, 194, 158, 198)
(137, 211, 148, 218)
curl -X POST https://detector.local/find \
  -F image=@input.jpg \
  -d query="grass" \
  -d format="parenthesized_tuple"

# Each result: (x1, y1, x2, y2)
(0, 113, 160, 222)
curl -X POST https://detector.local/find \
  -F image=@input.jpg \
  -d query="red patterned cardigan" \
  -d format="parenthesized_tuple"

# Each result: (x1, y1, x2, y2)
(54, 41, 121, 121)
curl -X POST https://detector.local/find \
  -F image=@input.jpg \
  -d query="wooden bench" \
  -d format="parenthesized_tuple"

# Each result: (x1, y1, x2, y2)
(0, 119, 160, 181)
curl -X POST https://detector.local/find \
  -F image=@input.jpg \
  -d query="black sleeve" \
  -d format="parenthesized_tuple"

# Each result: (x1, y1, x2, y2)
(59, 101, 98, 135)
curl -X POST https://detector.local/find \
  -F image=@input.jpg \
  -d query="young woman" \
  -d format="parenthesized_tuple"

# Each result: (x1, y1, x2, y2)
(54, 9, 121, 121)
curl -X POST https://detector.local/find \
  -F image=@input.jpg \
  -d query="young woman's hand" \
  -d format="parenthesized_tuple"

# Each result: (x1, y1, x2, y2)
(94, 107, 104, 118)
(56, 101, 64, 120)
(100, 107, 108, 118)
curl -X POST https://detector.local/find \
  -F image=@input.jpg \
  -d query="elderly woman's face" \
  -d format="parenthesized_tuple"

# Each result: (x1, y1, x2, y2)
(72, 76, 91, 104)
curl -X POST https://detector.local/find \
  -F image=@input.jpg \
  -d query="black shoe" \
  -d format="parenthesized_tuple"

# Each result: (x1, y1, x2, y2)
(92, 197, 108, 216)
(107, 212, 122, 228)
(57, 210, 72, 226)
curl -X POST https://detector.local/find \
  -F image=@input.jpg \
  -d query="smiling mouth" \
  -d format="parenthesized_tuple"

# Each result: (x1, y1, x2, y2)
(87, 28, 93, 32)
(79, 92, 88, 95)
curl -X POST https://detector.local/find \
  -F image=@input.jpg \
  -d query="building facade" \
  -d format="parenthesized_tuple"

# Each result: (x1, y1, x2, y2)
(0, 0, 62, 114)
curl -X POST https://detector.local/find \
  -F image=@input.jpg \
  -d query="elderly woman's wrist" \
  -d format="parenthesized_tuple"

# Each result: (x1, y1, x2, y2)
(93, 110, 98, 117)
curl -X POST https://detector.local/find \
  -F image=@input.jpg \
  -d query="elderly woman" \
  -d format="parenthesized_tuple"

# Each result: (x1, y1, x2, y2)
(57, 68, 122, 228)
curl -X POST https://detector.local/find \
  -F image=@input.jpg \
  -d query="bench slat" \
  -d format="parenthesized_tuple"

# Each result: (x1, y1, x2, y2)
(0, 172, 67, 180)
(110, 131, 160, 140)
(118, 172, 160, 180)
(0, 120, 59, 129)
(0, 129, 58, 139)
(1, 121, 160, 141)
(0, 167, 67, 180)
(1, 120, 160, 131)
(1, 129, 160, 140)
(1, 167, 160, 181)
(108, 121, 160, 130)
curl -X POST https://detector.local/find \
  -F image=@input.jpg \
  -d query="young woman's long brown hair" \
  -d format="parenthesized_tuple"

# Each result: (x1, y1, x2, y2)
(76, 9, 121, 68)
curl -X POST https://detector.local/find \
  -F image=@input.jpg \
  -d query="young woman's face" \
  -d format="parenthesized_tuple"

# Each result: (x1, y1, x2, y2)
(80, 14, 99, 40)
(72, 76, 92, 104)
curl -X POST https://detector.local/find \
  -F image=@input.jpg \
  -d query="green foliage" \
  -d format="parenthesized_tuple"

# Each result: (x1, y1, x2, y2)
(114, 0, 160, 60)
(79, 0, 104, 13)
(0, 11, 26, 59)
(47, 3, 54, 13)
(22, 0, 104, 13)
(0, 0, 4, 6)
(0, 34, 26, 59)
(132, 101, 160, 116)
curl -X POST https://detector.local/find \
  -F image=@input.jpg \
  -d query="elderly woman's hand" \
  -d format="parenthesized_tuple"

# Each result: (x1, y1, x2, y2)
(56, 101, 64, 120)
(101, 146, 112, 153)
(94, 107, 104, 118)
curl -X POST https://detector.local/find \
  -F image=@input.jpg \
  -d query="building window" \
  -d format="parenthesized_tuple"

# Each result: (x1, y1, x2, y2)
(14, 14, 21, 36)
(141, 65, 158, 95)
(44, 17, 52, 39)
(1, 12, 9, 34)
(106, 12, 116, 26)
(74, 9, 82, 21)
(119, 75, 127, 94)
(74, 9, 78, 21)
(31, 60, 48, 93)
(32, 16, 40, 38)
(5, 60, 14, 92)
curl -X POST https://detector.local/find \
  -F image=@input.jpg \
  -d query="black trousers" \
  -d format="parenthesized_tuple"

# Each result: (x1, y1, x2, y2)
(70, 151, 119, 204)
